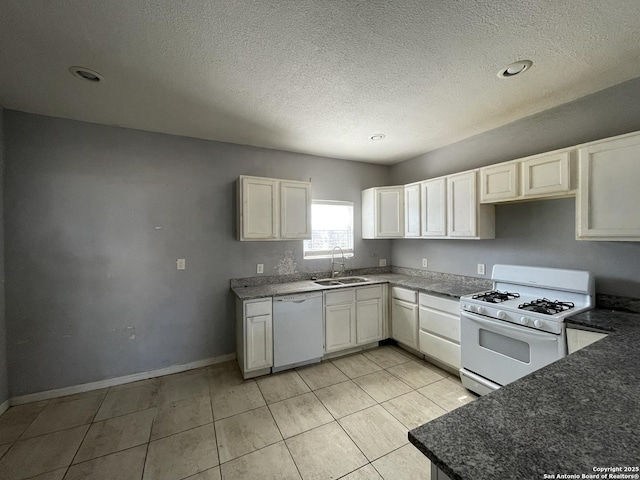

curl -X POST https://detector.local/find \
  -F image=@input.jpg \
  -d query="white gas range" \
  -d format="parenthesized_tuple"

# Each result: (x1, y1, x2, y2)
(459, 264, 594, 396)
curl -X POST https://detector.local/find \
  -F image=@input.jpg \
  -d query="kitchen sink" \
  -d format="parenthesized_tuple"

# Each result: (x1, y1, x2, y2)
(336, 277, 369, 284)
(314, 277, 370, 286)
(314, 279, 343, 286)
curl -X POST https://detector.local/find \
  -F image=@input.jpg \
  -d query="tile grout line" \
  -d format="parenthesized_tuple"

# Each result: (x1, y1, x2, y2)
(12, 399, 52, 443)
(206, 381, 221, 474)
(140, 439, 151, 480)
(68, 389, 112, 468)
(255, 381, 305, 480)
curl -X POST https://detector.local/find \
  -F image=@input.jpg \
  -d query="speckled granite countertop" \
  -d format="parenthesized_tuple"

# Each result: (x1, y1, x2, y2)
(409, 308, 640, 479)
(232, 273, 492, 301)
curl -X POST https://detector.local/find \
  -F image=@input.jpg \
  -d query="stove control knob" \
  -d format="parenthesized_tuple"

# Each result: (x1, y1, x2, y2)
(519, 316, 529, 325)
(534, 319, 543, 328)
(462, 304, 469, 310)
(497, 310, 506, 319)
(476, 306, 485, 315)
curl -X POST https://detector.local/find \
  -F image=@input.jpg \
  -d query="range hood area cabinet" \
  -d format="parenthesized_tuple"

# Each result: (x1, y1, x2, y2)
(576, 131, 640, 241)
(237, 175, 312, 241)
(363, 170, 495, 240)
(479, 147, 576, 204)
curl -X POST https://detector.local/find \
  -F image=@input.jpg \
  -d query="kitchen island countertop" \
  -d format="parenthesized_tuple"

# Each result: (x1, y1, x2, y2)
(409, 308, 640, 479)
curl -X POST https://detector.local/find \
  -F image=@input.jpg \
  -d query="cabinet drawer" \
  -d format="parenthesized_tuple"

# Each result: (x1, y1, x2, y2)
(419, 307, 460, 342)
(418, 293, 458, 315)
(245, 299, 272, 317)
(356, 285, 383, 301)
(325, 289, 355, 306)
(419, 330, 461, 370)
(392, 287, 417, 303)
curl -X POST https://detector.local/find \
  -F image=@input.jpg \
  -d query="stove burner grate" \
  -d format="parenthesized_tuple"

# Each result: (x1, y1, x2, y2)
(518, 298, 575, 315)
(472, 290, 520, 303)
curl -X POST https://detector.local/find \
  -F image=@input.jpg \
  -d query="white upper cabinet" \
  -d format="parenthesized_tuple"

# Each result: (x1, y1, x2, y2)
(239, 177, 279, 240)
(447, 171, 477, 237)
(447, 170, 495, 239)
(238, 175, 311, 241)
(280, 180, 312, 239)
(521, 150, 571, 197)
(362, 186, 405, 239)
(480, 148, 575, 204)
(421, 178, 447, 237)
(576, 131, 640, 241)
(480, 163, 518, 202)
(363, 172, 493, 240)
(404, 183, 421, 237)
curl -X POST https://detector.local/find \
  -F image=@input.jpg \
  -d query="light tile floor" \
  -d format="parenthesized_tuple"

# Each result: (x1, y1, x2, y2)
(0, 346, 477, 480)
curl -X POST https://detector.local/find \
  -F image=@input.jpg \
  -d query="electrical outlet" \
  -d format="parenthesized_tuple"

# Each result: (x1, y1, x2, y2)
(422, 258, 428, 268)
(257, 264, 264, 274)
(379, 259, 387, 267)
(176, 258, 186, 270)
(477, 263, 485, 275)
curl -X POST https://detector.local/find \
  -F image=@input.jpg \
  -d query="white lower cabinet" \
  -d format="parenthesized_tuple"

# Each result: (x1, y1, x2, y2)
(566, 327, 608, 354)
(236, 298, 273, 379)
(325, 303, 357, 353)
(324, 285, 386, 354)
(391, 287, 419, 350)
(356, 286, 384, 344)
(418, 293, 461, 370)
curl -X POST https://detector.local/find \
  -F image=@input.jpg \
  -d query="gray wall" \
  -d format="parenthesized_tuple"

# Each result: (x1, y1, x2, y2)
(0, 107, 8, 405)
(4, 110, 391, 396)
(390, 77, 640, 298)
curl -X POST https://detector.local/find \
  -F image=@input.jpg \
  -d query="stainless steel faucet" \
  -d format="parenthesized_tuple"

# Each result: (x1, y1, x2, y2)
(331, 246, 346, 278)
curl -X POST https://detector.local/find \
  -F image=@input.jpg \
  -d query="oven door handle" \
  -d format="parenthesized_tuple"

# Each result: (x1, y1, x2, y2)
(460, 310, 558, 341)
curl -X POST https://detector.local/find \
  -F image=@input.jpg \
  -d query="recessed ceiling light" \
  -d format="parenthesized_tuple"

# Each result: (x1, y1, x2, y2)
(497, 60, 533, 79)
(69, 66, 103, 83)
(370, 134, 385, 141)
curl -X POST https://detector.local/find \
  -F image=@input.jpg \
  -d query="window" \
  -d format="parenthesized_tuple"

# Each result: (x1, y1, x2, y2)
(303, 200, 354, 259)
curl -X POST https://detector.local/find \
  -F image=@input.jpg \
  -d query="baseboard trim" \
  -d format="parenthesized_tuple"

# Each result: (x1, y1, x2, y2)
(10, 352, 236, 406)
(0, 399, 9, 416)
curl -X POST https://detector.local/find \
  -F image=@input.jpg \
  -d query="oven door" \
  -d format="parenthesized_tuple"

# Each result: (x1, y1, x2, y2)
(460, 310, 566, 387)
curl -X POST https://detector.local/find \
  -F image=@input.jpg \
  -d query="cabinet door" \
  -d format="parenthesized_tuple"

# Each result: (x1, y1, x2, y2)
(375, 187, 405, 237)
(447, 171, 477, 237)
(325, 304, 356, 353)
(522, 151, 570, 197)
(280, 181, 312, 239)
(404, 183, 421, 237)
(480, 163, 518, 203)
(245, 314, 273, 371)
(240, 177, 279, 240)
(391, 298, 418, 349)
(577, 133, 640, 240)
(421, 178, 447, 237)
(356, 298, 383, 344)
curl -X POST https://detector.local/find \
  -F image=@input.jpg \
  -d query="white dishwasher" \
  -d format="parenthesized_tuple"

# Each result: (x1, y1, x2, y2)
(272, 292, 324, 372)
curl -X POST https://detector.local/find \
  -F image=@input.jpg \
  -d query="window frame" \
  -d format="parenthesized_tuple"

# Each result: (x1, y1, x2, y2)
(303, 199, 355, 260)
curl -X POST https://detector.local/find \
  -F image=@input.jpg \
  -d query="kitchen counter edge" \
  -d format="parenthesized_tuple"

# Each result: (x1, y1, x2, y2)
(231, 273, 491, 301)
(408, 307, 640, 480)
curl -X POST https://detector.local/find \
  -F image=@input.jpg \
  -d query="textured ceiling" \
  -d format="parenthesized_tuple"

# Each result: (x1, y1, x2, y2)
(2, 1, 640, 164)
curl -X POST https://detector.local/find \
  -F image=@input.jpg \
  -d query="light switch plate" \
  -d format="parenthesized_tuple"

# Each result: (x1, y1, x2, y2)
(379, 259, 387, 267)
(176, 259, 186, 270)
(257, 264, 264, 274)
(477, 263, 485, 275)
